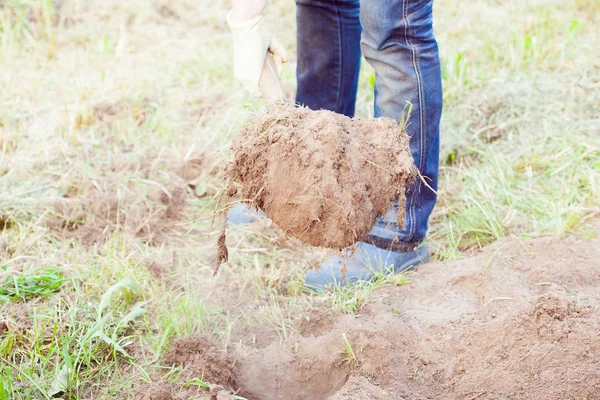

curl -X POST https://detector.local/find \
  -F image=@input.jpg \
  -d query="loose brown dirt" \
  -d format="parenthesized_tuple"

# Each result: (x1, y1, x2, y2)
(163, 335, 236, 385)
(134, 335, 239, 400)
(45, 153, 208, 245)
(149, 231, 600, 400)
(134, 381, 174, 400)
(49, 182, 188, 245)
(229, 106, 416, 249)
(327, 376, 391, 400)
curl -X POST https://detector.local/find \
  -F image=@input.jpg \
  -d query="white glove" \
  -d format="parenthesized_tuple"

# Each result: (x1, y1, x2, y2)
(227, 13, 288, 97)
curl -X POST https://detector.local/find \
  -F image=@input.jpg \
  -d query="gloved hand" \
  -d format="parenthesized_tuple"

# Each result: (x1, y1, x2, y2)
(227, 13, 288, 97)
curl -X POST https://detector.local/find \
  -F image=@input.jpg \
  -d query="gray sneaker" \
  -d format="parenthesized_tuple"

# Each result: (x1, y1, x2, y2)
(227, 204, 265, 225)
(304, 241, 429, 290)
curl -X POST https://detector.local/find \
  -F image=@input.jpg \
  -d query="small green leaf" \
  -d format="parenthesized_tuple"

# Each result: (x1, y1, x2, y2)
(568, 19, 582, 33)
(93, 331, 132, 360)
(183, 378, 211, 389)
(98, 277, 136, 317)
(0, 268, 64, 302)
(115, 302, 146, 332)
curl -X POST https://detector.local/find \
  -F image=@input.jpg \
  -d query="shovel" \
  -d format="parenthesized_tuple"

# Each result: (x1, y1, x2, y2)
(258, 53, 288, 104)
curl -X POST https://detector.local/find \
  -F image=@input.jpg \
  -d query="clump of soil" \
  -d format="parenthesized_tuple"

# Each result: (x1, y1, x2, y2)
(533, 290, 580, 340)
(164, 335, 236, 386)
(328, 376, 391, 400)
(134, 381, 174, 400)
(134, 335, 238, 400)
(229, 106, 416, 248)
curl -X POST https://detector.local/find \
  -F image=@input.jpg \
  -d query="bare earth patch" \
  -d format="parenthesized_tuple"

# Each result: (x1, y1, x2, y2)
(152, 231, 600, 400)
(164, 335, 236, 386)
(134, 381, 174, 400)
(44, 153, 208, 245)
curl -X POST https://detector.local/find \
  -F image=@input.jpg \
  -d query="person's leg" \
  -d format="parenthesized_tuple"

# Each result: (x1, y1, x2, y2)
(305, 0, 442, 289)
(361, 0, 443, 248)
(295, 0, 362, 117)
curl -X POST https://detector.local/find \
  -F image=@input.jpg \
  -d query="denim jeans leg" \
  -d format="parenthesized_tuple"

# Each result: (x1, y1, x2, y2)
(295, 0, 362, 117)
(360, 0, 443, 248)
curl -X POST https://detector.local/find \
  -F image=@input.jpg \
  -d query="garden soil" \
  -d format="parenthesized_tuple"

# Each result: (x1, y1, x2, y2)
(45, 153, 207, 246)
(141, 230, 600, 400)
(229, 106, 416, 249)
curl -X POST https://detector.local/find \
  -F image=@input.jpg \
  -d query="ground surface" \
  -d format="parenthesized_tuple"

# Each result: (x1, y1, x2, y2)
(139, 232, 600, 400)
(0, 0, 598, 399)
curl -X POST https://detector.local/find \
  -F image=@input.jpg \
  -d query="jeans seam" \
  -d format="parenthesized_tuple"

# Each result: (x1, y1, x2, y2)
(402, 0, 415, 238)
(403, 0, 425, 240)
(334, 0, 343, 112)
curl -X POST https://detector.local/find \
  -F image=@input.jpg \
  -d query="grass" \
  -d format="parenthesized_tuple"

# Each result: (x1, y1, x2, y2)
(0, 267, 65, 302)
(0, 365, 13, 400)
(341, 333, 356, 365)
(0, 0, 598, 398)
(183, 379, 248, 400)
(319, 269, 411, 314)
(1, 274, 148, 399)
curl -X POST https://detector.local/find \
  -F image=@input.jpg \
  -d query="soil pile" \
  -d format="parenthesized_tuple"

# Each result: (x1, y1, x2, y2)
(232, 235, 600, 399)
(229, 106, 416, 248)
(140, 232, 600, 399)
(327, 376, 391, 400)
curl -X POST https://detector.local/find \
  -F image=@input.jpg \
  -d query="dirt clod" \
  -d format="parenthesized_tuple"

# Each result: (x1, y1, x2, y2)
(164, 335, 235, 387)
(328, 376, 392, 400)
(209, 385, 235, 400)
(533, 291, 574, 322)
(0, 320, 8, 336)
(133, 381, 173, 400)
(229, 106, 415, 248)
(214, 229, 228, 275)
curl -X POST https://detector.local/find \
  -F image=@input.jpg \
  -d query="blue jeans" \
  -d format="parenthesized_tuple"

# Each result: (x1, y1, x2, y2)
(296, 0, 442, 248)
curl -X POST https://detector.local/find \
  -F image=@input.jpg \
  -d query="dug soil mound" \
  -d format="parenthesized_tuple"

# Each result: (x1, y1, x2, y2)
(229, 106, 416, 248)
(233, 235, 600, 400)
(144, 230, 600, 399)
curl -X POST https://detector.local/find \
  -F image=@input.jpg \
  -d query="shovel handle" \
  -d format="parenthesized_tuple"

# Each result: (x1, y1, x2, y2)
(258, 53, 288, 104)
